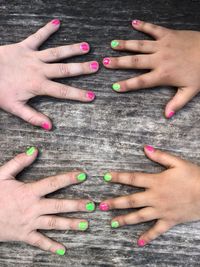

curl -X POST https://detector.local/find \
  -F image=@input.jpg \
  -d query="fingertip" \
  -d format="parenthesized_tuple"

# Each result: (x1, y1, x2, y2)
(111, 40, 119, 49)
(85, 91, 96, 102)
(99, 202, 109, 211)
(25, 146, 38, 157)
(89, 61, 100, 72)
(103, 57, 111, 67)
(78, 221, 89, 231)
(137, 238, 147, 247)
(165, 110, 175, 119)
(80, 42, 90, 53)
(51, 19, 61, 27)
(41, 121, 52, 131)
(132, 19, 142, 28)
(144, 145, 155, 154)
(55, 247, 66, 256)
(76, 172, 87, 182)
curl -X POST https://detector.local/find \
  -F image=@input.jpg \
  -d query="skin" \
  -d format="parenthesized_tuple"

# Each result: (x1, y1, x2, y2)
(0, 20, 98, 129)
(104, 20, 200, 118)
(0, 148, 94, 254)
(100, 146, 200, 246)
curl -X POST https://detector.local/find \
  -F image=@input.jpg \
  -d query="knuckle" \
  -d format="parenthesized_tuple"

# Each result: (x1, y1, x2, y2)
(127, 196, 136, 208)
(58, 64, 70, 76)
(136, 212, 146, 222)
(48, 176, 59, 190)
(48, 217, 57, 228)
(127, 173, 137, 185)
(50, 47, 61, 59)
(136, 76, 146, 88)
(33, 30, 43, 42)
(59, 85, 69, 98)
(54, 200, 64, 212)
(131, 55, 140, 66)
(13, 155, 23, 168)
(32, 238, 44, 249)
(137, 40, 144, 50)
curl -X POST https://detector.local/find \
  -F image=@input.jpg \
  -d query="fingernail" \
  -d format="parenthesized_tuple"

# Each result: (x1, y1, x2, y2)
(26, 147, 36, 156)
(90, 61, 99, 71)
(167, 111, 175, 119)
(77, 173, 87, 182)
(112, 83, 121, 91)
(137, 239, 146, 247)
(86, 202, 95, 212)
(103, 57, 111, 65)
(103, 173, 112, 182)
(79, 221, 88, 231)
(80, 42, 90, 52)
(111, 221, 119, 228)
(99, 202, 109, 211)
(132, 20, 141, 26)
(111, 40, 119, 48)
(41, 122, 51, 131)
(52, 19, 60, 26)
(56, 249, 65, 256)
(86, 91, 96, 101)
(145, 145, 155, 153)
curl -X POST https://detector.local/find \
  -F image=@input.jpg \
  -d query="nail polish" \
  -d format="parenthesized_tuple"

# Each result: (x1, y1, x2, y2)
(90, 61, 99, 71)
(77, 173, 87, 182)
(111, 40, 119, 48)
(103, 58, 111, 65)
(86, 91, 96, 101)
(52, 19, 60, 26)
(111, 221, 119, 228)
(26, 147, 36, 156)
(167, 111, 175, 119)
(99, 202, 109, 211)
(56, 249, 65, 256)
(80, 42, 90, 52)
(132, 20, 141, 26)
(86, 202, 95, 212)
(112, 83, 121, 91)
(137, 239, 146, 247)
(41, 122, 51, 131)
(145, 145, 155, 152)
(103, 173, 112, 182)
(79, 221, 88, 231)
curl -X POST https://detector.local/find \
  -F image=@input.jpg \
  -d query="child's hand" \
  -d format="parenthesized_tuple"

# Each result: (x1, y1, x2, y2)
(100, 146, 200, 247)
(103, 20, 200, 118)
(0, 147, 95, 255)
(0, 19, 99, 130)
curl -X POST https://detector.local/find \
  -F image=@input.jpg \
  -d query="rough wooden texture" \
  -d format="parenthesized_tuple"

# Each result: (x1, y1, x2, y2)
(0, 0, 200, 266)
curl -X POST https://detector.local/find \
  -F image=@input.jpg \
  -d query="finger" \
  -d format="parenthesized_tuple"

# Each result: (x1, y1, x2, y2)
(38, 199, 95, 215)
(99, 192, 150, 212)
(37, 216, 89, 231)
(132, 20, 169, 40)
(27, 231, 66, 255)
(38, 42, 90, 62)
(103, 55, 153, 70)
(102, 171, 155, 188)
(12, 104, 52, 130)
(40, 80, 96, 102)
(43, 61, 99, 79)
(0, 147, 38, 178)
(110, 40, 157, 53)
(30, 171, 87, 197)
(165, 87, 199, 119)
(137, 220, 172, 246)
(22, 19, 61, 50)
(111, 207, 157, 227)
(144, 145, 183, 168)
(111, 71, 159, 92)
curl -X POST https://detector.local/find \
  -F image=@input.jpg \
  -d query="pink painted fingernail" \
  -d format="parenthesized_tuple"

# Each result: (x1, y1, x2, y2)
(86, 91, 96, 101)
(145, 145, 155, 152)
(132, 20, 141, 26)
(167, 111, 175, 119)
(52, 19, 60, 26)
(41, 122, 51, 131)
(103, 58, 111, 65)
(137, 239, 146, 247)
(80, 42, 90, 52)
(90, 61, 99, 71)
(99, 203, 109, 211)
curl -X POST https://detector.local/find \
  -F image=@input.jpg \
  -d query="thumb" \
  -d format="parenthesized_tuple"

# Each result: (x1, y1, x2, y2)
(165, 87, 198, 119)
(144, 145, 183, 169)
(13, 104, 52, 130)
(0, 147, 38, 178)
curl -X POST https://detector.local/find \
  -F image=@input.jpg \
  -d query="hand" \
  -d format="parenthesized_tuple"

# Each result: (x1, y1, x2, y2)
(99, 145, 200, 247)
(103, 20, 200, 118)
(0, 147, 95, 255)
(0, 19, 99, 129)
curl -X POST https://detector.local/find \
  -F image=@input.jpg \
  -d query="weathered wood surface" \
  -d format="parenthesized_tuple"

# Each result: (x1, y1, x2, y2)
(0, 0, 200, 266)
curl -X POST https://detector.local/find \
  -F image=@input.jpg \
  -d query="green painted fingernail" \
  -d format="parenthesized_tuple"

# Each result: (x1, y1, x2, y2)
(56, 249, 65, 256)
(26, 147, 36, 156)
(112, 83, 121, 91)
(86, 202, 95, 212)
(111, 221, 119, 228)
(111, 40, 119, 48)
(79, 221, 88, 231)
(77, 173, 87, 182)
(104, 173, 112, 182)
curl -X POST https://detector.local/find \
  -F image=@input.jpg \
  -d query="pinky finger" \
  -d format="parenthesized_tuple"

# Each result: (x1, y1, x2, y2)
(137, 220, 172, 247)
(27, 231, 66, 256)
